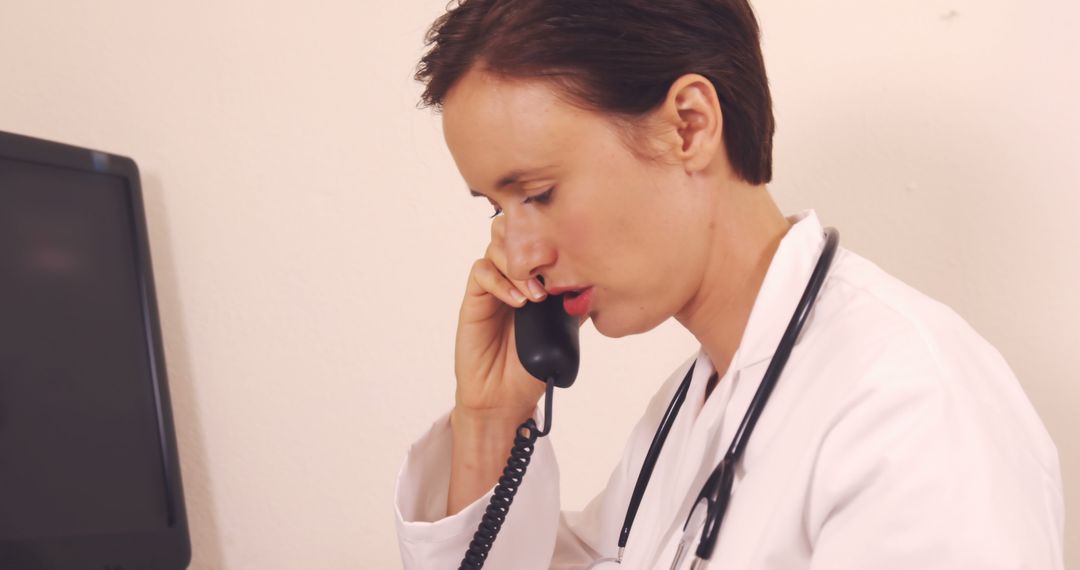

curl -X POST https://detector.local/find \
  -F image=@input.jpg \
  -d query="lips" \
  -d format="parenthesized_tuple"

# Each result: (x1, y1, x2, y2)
(561, 286, 593, 317)
(546, 284, 590, 295)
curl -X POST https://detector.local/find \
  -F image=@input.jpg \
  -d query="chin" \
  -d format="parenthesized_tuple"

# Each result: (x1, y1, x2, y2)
(590, 310, 665, 339)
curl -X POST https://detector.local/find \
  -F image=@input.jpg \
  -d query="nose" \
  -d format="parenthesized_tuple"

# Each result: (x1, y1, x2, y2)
(502, 215, 556, 283)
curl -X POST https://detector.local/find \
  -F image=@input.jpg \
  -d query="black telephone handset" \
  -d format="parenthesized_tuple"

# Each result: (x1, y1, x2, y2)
(459, 285, 581, 569)
(514, 289, 580, 389)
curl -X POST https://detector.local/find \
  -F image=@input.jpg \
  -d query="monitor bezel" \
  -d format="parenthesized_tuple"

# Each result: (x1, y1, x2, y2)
(0, 129, 192, 570)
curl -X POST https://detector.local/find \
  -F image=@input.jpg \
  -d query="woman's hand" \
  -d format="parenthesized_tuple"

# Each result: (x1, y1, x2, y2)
(453, 215, 549, 426)
(447, 216, 557, 515)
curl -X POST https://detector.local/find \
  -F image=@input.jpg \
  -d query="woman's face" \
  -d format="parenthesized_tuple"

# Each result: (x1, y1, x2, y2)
(441, 67, 716, 338)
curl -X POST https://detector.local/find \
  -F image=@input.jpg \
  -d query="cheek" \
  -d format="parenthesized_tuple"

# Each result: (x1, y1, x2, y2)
(555, 163, 677, 279)
(587, 182, 673, 252)
(563, 195, 638, 259)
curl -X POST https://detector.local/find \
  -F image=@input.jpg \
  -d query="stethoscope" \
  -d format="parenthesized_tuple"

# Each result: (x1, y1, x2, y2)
(588, 227, 839, 570)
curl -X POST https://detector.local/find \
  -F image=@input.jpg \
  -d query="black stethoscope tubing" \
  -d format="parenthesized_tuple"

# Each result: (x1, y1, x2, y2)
(615, 227, 839, 566)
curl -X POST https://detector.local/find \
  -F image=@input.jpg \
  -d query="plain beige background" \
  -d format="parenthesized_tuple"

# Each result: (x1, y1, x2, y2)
(1, 0, 1076, 568)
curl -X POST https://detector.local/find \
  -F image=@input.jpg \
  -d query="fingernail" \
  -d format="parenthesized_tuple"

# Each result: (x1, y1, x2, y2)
(510, 288, 527, 304)
(528, 279, 546, 299)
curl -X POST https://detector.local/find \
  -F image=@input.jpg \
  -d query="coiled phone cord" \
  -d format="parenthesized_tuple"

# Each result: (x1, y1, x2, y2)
(459, 374, 557, 570)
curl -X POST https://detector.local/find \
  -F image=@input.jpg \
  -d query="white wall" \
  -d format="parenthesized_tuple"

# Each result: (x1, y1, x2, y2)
(0, 1, 1075, 568)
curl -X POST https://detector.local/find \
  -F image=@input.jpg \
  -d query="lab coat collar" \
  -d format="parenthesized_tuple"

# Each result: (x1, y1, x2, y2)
(716, 210, 828, 375)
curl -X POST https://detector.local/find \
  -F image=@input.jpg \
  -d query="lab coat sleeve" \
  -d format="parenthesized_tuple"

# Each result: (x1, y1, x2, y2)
(394, 407, 587, 569)
(805, 333, 1066, 569)
(395, 357, 698, 569)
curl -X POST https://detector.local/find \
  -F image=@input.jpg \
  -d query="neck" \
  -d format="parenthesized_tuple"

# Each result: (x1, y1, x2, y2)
(674, 184, 790, 399)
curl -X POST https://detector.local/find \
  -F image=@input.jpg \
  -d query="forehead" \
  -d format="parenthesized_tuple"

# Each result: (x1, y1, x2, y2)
(441, 68, 602, 189)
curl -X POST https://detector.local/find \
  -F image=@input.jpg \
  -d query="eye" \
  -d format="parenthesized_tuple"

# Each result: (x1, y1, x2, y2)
(524, 187, 554, 205)
(486, 187, 553, 219)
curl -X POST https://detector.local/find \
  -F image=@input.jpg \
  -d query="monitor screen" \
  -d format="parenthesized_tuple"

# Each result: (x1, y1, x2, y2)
(0, 156, 170, 540)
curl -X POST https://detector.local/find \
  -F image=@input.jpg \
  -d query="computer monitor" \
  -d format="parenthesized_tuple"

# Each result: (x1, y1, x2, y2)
(0, 130, 191, 569)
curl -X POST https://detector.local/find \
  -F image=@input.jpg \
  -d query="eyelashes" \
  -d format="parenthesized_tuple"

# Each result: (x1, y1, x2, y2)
(488, 187, 554, 219)
(526, 187, 554, 205)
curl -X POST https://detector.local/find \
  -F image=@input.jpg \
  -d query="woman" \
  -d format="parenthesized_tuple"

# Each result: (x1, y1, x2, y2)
(394, 1, 1065, 568)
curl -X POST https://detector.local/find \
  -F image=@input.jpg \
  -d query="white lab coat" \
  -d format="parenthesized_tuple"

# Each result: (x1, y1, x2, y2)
(394, 210, 1065, 569)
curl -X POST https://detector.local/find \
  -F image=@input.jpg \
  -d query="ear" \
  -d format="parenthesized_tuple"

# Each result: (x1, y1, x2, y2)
(657, 73, 723, 174)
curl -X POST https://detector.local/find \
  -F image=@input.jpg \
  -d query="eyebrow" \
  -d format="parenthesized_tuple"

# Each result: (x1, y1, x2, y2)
(468, 166, 555, 198)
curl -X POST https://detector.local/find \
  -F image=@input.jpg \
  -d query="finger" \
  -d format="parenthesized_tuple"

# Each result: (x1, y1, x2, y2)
(486, 220, 520, 289)
(484, 239, 547, 303)
(468, 257, 530, 308)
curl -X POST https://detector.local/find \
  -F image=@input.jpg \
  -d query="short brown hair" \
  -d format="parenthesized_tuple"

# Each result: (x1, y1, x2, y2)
(414, 0, 776, 185)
